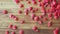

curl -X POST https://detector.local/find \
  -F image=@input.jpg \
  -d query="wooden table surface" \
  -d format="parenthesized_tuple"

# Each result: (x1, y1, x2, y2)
(0, 0, 60, 34)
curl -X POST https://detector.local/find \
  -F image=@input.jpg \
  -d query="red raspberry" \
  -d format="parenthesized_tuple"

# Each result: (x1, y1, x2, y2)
(39, 15, 43, 19)
(19, 4, 24, 8)
(34, 16, 39, 21)
(32, 26, 38, 30)
(13, 25, 17, 30)
(19, 30, 24, 34)
(31, 13, 36, 20)
(14, 0, 20, 4)
(8, 23, 13, 29)
(53, 28, 59, 34)
(28, 7, 33, 11)
(31, 9, 35, 13)
(48, 13, 53, 19)
(43, 17, 47, 22)
(18, 10, 22, 14)
(38, 20, 42, 25)
(48, 21, 52, 27)
(42, 12, 46, 16)
(53, 12, 58, 16)
(39, 2, 44, 6)
(24, 9, 29, 16)
(34, 8, 38, 11)
(11, 31, 15, 34)
(20, 20, 25, 24)
(3, 10, 8, 14)
(48, 13, 52, 18)
(32, 1, 37, 5)
(35, 29, 39, 32)
(9, 14, 14, 18)
(5, 30, 9, 34)
(54, 16, 58, 19)
(14, 17, 19, 21)
(27, 1, 31, 4)
(38, 0, 41, 2)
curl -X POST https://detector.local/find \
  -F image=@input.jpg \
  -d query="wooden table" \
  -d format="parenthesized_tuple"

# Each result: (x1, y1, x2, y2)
(0, 0, 60, 34)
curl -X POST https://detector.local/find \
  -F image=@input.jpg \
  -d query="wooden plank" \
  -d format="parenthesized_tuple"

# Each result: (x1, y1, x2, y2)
(0, 0, 60, 34)
(0, 0, 60, 28)
(0, 0, 60, 29)
(0, 29, 54, 34)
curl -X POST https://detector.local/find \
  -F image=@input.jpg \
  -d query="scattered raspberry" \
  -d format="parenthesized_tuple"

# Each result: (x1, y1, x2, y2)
(13, 25, 17, 30)
(19, 30, 24, 34)
(5, 30, 9, 34)
(3, 10, 8, 14)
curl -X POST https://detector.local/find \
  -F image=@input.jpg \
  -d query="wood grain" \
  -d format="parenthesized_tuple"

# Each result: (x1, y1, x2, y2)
(0, 0, 60, 34)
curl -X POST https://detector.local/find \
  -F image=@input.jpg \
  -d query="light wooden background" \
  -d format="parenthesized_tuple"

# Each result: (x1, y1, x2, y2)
(0, 0, 60, 34)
